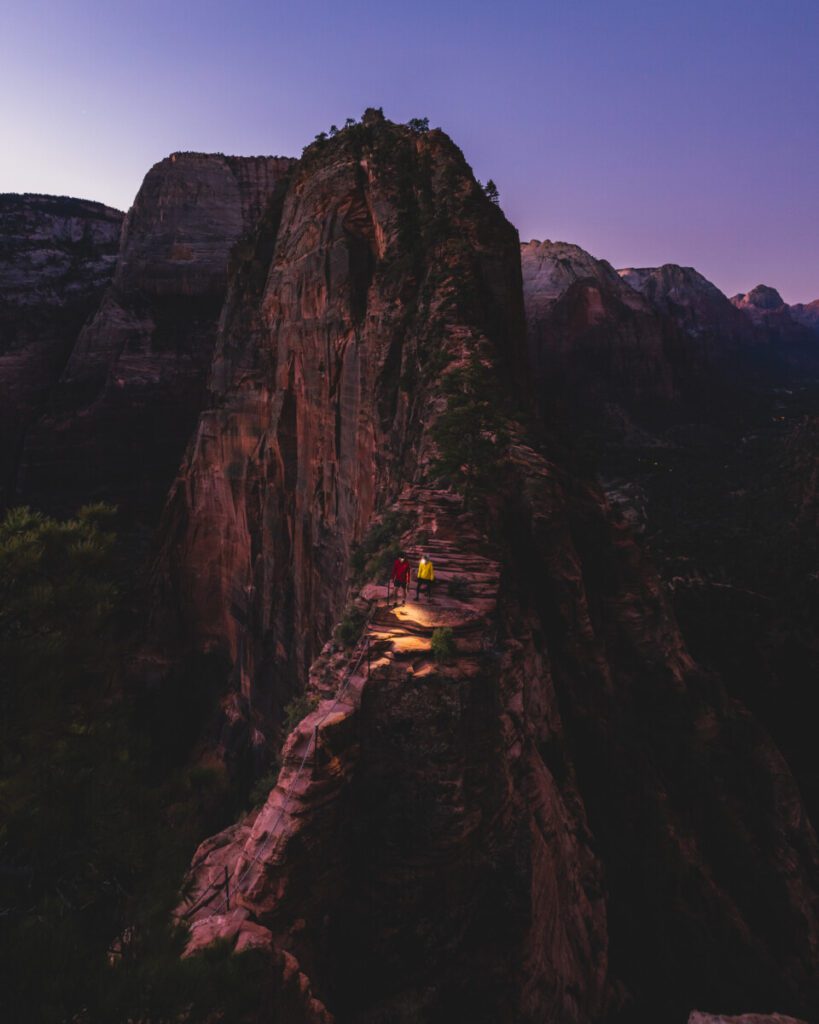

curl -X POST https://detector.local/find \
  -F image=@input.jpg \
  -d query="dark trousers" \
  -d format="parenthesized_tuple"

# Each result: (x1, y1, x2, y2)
(416, 578, 434, 599)
(392, 580, 407, 603)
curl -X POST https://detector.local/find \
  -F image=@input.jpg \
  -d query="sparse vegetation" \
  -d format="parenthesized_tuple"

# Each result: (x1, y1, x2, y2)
(334, 604, 368, 648)
(350, 510, 414, 584)
(407, 116, 430, 133)
(248, 768, 280, 808)
(431, 626, 456, 663)
(483, 178, 500, 204)
(283, 693, 320, 732)
(430, 354, 510, 508)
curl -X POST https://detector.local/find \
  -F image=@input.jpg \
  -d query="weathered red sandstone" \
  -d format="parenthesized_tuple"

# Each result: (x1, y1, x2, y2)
(161, 117, 819, 1023)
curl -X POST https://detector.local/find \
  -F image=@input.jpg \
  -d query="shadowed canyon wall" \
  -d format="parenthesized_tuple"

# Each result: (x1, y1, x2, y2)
(0, 193, 123, 506)
(16, 153, 294, 520)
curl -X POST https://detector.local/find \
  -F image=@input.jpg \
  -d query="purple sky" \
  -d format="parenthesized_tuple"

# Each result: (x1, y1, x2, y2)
(2, 0, 817, 302)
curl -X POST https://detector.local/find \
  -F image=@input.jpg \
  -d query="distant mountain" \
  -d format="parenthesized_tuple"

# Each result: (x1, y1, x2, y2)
(791, 298, 819, 334)
(521, 239, 677, 427)
(619, 263, 755, 347)
(521, 242, 780, 434)
(731, 284, 819, 354)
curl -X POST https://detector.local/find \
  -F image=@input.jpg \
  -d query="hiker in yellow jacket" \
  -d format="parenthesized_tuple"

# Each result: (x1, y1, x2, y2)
(415, 554, 435, 601)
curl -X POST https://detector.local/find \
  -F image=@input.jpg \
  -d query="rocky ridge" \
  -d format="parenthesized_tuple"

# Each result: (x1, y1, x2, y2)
(163, 120, 819, 1023)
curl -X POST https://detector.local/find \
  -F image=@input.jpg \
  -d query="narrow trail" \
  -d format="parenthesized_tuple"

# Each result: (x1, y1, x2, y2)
(182, 486, 502, 950)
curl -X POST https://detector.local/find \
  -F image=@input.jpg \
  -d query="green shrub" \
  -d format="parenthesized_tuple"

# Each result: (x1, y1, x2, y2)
(430, 354, 510, 509)
(334, 605, 367, 648)
(283, 693, 319, 732)
(431, 627, 456, 664)
(248, 769, 280, 808)
(350, 511, 414, 583)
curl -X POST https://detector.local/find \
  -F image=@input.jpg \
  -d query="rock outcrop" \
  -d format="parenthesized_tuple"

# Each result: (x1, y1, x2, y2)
(181, 484, 610, 1024)
(731, 285, 818, 360)
(790, 298, 819, 335)
(619, 263, 756, 356)
(166, 119, 819, 1024)
(17, 153, 294, 519)
(521, 240, 677, 428)
(0, 193, 122, 506)
(150, 113, 524, 730)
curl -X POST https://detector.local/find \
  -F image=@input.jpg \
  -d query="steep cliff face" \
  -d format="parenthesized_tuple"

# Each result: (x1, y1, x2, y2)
(151, 113, 523, 732)
(17, 153, 294, 519)
(0, 193, 122, 506)
(167, 120, 819, 1024)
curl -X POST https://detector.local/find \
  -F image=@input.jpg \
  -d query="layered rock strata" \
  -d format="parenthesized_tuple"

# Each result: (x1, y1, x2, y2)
(0, 193, 122, 506)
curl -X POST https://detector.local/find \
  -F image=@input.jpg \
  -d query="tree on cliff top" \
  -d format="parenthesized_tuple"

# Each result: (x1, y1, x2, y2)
(483, 179, 500, 204)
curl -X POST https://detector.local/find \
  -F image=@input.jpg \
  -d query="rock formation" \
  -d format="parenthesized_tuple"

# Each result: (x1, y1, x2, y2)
(150, 113, 524, 730)
(164, 118, 819, 1024)
(3, 114, 818, 1024)
(790, 298, 819, 335)
(521, 239, 678, 429)
(619, 263, 757, 361)
(16, 153, 294, 519)
(0, 193, 122, 506)
(731, 285, 818, 362)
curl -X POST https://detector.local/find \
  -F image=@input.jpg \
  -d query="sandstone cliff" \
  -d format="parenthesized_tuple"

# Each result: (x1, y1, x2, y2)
(0, 193, 122, 506)
(151, 113, 523, 732)
(164, 118, 819, 1024)
(16, 153, 294, 519)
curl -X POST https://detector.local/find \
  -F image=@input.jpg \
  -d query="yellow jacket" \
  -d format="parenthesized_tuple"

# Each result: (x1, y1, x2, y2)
(417, 559, 434, 581)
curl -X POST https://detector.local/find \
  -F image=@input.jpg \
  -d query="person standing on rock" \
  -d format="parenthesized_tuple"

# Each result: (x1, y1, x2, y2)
(415, 554, 435, 601)
(390, 552, 410, 606)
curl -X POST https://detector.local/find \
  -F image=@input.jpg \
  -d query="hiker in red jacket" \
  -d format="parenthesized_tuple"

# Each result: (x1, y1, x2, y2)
(390, 553, 410, 606)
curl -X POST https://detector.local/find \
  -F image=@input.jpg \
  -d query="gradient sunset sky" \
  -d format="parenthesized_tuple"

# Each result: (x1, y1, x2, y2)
(2, 0, 817, 302)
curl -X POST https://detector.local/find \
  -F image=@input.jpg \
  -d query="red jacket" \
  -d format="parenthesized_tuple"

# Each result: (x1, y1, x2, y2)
(391, 558, 410, 585)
